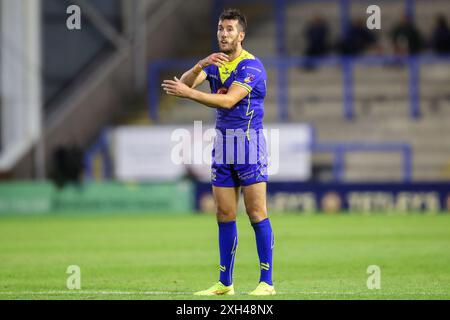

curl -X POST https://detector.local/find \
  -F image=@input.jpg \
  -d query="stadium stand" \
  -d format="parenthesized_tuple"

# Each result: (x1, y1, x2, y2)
(1, 0, 450, 182)
(153, 0, 450, 182)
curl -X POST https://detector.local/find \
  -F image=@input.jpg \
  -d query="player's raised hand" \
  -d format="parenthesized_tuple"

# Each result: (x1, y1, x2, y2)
(162, 76, 192, 98)
(199, 52, 229, 68)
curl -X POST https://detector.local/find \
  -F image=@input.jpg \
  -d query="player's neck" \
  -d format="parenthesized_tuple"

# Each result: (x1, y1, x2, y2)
(227, 46, 244, 62)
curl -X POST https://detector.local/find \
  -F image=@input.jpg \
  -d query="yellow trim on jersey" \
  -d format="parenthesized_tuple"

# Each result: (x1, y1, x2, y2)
(245, 92, 254, 141)
(218, 49, 255, 84)
(232, 81, 252, 93)
(200, 69, 208, 78)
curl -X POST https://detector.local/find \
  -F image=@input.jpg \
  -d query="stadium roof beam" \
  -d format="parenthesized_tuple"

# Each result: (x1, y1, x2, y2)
(72, 0, 130, 50)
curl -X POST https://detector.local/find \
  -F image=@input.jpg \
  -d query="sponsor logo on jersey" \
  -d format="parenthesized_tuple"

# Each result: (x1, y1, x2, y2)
(244, 73, 256, 83)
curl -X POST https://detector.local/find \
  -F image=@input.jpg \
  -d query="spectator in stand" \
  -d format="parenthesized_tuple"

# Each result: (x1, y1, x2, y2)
(302, 15, 330, 70)
(339, 18, 377, 56)
(390, 14, 423, 55)
(304, 15, 330, 57)
(430, 15, 450, 54)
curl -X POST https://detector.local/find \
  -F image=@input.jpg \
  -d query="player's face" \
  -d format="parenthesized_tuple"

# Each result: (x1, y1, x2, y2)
(217, 19, 244, 54)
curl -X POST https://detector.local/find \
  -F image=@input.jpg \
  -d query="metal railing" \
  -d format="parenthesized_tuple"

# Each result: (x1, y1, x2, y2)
(312, 141, 412, 182)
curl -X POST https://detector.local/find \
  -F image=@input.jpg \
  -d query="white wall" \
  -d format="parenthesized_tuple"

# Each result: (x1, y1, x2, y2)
(0, 0, 42, 172)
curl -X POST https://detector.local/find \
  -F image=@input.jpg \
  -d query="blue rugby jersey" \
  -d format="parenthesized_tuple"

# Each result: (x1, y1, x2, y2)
(201, 49, 267, 132)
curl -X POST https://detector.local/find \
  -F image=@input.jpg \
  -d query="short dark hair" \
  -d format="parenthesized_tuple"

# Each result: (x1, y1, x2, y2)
(219, 8, 247, 33)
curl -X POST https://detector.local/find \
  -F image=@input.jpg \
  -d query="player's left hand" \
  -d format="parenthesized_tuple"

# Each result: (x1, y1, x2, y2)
(161, 77, 192, 98)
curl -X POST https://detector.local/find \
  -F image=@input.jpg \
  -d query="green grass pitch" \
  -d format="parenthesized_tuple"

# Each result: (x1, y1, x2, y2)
(0, 213, 449, 300)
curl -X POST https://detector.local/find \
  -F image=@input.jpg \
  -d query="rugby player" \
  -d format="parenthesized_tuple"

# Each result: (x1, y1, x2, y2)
(162, 8, 275, 296)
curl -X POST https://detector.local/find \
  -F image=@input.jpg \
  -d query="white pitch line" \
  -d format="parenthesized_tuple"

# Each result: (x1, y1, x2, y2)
(280, 291, 450, 296)
(0, 291, 449, 296)
(0, 291, 192, 296)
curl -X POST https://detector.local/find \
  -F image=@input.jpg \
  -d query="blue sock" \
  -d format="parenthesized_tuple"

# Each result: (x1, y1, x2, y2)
(252, 218, 274, 285)
(218, 221, 238, 286)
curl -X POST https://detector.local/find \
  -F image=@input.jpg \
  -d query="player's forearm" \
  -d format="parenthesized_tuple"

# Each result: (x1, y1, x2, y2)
(187, 89, 234, 110)
(180, 64, 203, 88)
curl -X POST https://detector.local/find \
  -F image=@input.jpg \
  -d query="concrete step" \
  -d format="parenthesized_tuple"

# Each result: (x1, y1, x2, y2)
(286, 2, 340, 17)
(313, 118, 450, 136)
(316, 129, 450, 147)
(350, 1, 405, 19)
(344, 153, 450, 167)
(245, 40, 276, 58)
(313, 113, 450, 130)
(353, 101, 410, 117)
(159, 99, 215, 124)
(289, 86, 343, 99)
(354, 67, 408, 80)
(414, 169, 450, 181)
(289, 68, 343, 82)
(288, 102, 343, 121)
(344, 169, 404, 182)
(345, 165, 446, 181)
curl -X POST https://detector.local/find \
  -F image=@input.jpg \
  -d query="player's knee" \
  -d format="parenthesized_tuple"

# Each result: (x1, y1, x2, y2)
(245, 206, 267, 222)
(216, 207, 236, 222)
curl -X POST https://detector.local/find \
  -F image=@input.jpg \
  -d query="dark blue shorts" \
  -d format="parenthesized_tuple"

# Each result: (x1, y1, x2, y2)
(211, 128, 268, 187)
